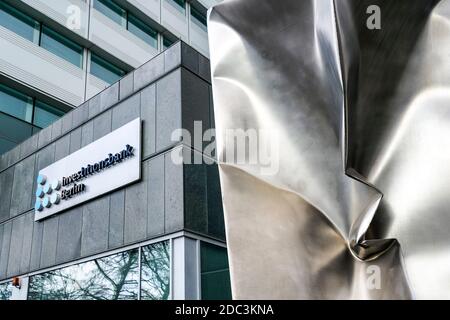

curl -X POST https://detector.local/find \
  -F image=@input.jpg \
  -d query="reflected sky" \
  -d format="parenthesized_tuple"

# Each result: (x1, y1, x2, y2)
(28, 241, 170, 300)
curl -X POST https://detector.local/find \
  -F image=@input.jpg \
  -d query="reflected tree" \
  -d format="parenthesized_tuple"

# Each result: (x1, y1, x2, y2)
(0, 283, 12, 300)
(141, 241, 170, 300)
(27, 241, 171, 300)
(28, 249, 139, 300)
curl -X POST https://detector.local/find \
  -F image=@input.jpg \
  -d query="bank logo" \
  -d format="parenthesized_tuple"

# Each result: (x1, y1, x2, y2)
(34, 144, 135, 213)
(34, 175, 62, 211)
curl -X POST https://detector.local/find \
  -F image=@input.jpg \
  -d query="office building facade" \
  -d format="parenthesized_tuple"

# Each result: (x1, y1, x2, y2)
(0, 0, 219, 155)
(0, 41, 231, 300)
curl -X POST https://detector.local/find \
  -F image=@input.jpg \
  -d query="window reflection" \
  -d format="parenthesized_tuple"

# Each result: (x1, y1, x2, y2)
(90, 52, 126, 84)
(0, 282, 12, 300)
(141, 241, 170, 300)
(200, 242, 232, 300)
(28, 249, 139, 300)
(191, 6, 207, 32)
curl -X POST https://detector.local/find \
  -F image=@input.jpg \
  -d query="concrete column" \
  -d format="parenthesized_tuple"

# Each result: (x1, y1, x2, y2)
(172, 236, 200, 300)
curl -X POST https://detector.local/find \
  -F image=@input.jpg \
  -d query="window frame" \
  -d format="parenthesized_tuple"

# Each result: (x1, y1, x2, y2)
(163, 36, 175, 50)
(0, 83, 65, 128)
(94, 0, 164, 49)
(39, 25, 84, 68)
(127, 13, 159, 49)
(0, 1, 40, 44)
(26, 239, 172, 301)
(167, 0, 187, 15)
(90, 52, 126, 85)
(190, 5, 207, 31)
(0, 84, 34, 123)
(93, 0, 127, 28)
(0, 235, 228, 301)
(33, 100, 66, 129)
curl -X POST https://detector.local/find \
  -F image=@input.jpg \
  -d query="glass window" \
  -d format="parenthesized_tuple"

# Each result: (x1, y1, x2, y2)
(128, 14, 158, 49)
(141, 241, 171, 300)
(200, 242, 232, 300)
(0, 1, 40, 43)
(163, 36, 175, 50)
(0, 84, 33, 122)
(0, 282, 12, 300)
(90, 53, 126, 84)
(94, 0, 126, 27)
(167, 0, 186, 14)
(191, 6, 207, 31)
(33, 100, 65, 128)
(28, 249, 139, 300)
(0, 137, 17, 156)
(40, 26, 84, 68)
(0, 110, 36, 156)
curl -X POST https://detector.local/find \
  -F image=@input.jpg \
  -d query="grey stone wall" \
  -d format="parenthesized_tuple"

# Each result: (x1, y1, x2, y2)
(0, 42, 224, 281)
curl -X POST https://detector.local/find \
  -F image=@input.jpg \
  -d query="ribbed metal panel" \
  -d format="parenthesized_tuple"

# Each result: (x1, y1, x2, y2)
(0, 26, 84, 106)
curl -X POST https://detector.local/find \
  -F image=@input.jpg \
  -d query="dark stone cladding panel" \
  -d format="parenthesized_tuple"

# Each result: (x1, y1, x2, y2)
(164, 42, 181, 73)
(108, 189, 125, 249)
(19, 211, 34, 274)
(181, 68, 211, 152)
(6, 145, 20, 168)
(119, 72, 134, 101)
(19, 134, 38, 159)
(93, 109, 112, 141)
(134, 52, 164, 92)
(72, 102, 89, 129)
(61, 112, 73, 136)
(39, 215, 59, 269)
(206, 164, 226, 239)
(69, 127, 82, 154)
(0, 152, 5, 172)
(55, 134, 70, 162)
(100, 82, 119, 113)
(0, 222, 12, 279)
(156, 69, 182, 151)
(9, 155, 35, 218)
(140, 84, 156, 158)
(29, 216, 44, 271)
(81, 197, 110, 257)
(164, 148, 184, 233)
(50, 117, 63, 141)
(183, 151, 225, 239)
(0, 224, 3, 274)
(0, 42, 225, 281)
(181, 42, 199, 74)
(124, 159, 148, 245)
(147, 154, 165, 238)
(37, 125, 52, 149)
(30, 143, 55, 211)
(81, 121, 94, 148)
(7, 214, 25, 277)
(56, 207, 82, 264)
(112, 94, 140, 130)
(184, 158, 208, 234)
(0, 167, 14, 222)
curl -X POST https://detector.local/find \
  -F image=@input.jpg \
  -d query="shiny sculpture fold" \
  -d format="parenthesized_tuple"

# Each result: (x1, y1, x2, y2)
(208, 0, 450, 299)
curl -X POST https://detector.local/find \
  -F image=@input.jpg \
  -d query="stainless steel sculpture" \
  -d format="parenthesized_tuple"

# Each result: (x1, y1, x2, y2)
(208, 0, 450, 299)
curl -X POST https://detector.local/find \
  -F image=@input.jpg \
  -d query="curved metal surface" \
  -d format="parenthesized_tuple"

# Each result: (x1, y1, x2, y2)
(208, 0, 450, 299)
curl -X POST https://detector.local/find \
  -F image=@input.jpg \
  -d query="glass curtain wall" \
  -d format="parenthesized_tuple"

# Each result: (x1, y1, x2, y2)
(200, 242, 232, 300)
(27, 241, 170, 300)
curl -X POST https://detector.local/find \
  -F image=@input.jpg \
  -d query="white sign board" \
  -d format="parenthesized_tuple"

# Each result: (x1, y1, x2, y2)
(34, 118, 141, 221)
